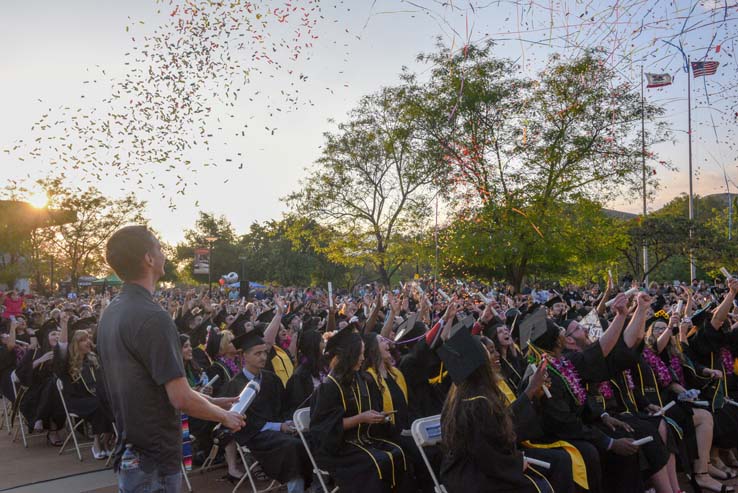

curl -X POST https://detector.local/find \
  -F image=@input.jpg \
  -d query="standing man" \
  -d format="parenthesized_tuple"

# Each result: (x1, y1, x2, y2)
(98, 225, 245, 492)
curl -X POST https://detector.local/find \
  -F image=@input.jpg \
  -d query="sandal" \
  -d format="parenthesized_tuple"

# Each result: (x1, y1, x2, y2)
(46, 432, 63, 447)
(91, 446, 106, 460)
(694, 472, 734, 493)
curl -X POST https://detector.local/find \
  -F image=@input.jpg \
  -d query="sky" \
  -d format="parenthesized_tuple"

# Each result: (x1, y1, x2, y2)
(1, 0, 736, 243)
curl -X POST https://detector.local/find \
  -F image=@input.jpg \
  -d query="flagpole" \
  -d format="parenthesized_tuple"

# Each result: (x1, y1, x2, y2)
(687, 56, 696, 282)
(641, 65, 649, 285)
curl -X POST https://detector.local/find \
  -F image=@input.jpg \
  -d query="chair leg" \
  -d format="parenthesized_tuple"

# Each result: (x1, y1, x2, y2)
(181, 462, 193, 492)
(234, 445, 260, 493)
(18, 415, 28, 448)
(71, 421, 84, 461)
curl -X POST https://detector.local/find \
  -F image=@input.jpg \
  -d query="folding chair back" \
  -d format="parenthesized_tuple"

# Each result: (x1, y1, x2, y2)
(411, 415, 447, 493)
(56, 378, 93, 461)
(10, 371, 32, 447)
(293, 407, 336, 493)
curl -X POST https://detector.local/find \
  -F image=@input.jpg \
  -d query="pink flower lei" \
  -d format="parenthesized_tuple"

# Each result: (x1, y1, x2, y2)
(669, 354, 685, 386)
(547, 355, 588, 406)
(623, 369, 635, 390)
(218, 355, 241, 375)
(643, 347, 673, 387)
(719, 347, 734, 374)
(598, 381, 614, 400)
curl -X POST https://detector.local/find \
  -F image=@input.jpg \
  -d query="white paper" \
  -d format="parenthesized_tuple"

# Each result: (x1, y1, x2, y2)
(631, 436, 653, 446)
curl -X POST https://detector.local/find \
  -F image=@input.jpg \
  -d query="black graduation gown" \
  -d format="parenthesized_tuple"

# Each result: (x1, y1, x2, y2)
(500, 350, 527, 391)
(309, 372, 413, 493)
(53, 347, 114, 434)
(0, 344, 17, 402)
(15, 348, 65, 430)
(219, 370, 311, 485)
(397, 340, 450, 421)
(206, 360, 233, 396)
(440, 394, 553, 493)
(285, 364, 318, 414)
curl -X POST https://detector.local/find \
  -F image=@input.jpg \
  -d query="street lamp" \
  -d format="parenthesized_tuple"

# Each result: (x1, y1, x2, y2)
(205, 236, 217, 295)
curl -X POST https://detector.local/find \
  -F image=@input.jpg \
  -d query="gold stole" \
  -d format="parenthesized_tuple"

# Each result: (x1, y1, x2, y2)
(271, 346, 294, 388)
(366, 367, 408, 425)
(496, 381, 590, 490)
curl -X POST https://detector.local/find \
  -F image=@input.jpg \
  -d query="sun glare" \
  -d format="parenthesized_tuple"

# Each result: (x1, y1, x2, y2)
(27, 191, 48, 208)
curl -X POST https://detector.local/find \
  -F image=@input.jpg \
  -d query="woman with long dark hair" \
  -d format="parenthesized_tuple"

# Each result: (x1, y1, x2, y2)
(310, 327, 413, 493)
(440, 327, 552, 493)
(285, 328, 327, 413)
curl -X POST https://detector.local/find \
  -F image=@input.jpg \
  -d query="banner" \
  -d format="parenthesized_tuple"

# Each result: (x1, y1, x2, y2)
(580, 309, 603, 340)
(193, 248, 210, 275)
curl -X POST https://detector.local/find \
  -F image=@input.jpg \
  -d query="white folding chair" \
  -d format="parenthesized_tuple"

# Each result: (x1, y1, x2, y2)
(293, 407, 337, 493)
(1, 394, 12, 434)
(56, 378, 94, 461)
(233, 443, 280, 493)
(410, 415, 447, 493)
(181, 462, 192, 492)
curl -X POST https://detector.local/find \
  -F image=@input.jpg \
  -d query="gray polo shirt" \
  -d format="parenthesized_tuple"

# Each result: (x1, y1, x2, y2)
(97, 283, 185, 473)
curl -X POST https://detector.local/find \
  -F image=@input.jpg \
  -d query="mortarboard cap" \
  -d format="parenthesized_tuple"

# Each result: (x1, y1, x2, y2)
(68, 316, 97, 341)
(544, 295, 564, 308)
(325, 326, 359, 356)
(232, 329, 265, 353)
(205, 327, 221, 359)
(394, 313, 419, 342)
(437, 324, 488, 384)
(518, 307, 548, 350)
(256, 307, 275, 323)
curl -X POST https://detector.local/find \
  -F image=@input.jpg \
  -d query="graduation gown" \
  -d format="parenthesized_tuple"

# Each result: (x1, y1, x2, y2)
(206, 359, 233, 396)
(219, 370, 311, 485)
(397, 340, 450, 421)
(15, 348, 65, 430)
(309, 371, 413, 493)
(440, 394, 553, 493)
(285, 363, 320, 414)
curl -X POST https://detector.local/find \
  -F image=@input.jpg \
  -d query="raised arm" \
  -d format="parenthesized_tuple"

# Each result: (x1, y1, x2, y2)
(711, 278, 738, 330)
(363, 290, 382, 335)
(380, 294, 400, 339)
(262, 297, 284, 348)
(597, 274, 614, 317)
(598, 294, 627, 357)
(5, 318, 17, 351)
(623, 292, 652, 349)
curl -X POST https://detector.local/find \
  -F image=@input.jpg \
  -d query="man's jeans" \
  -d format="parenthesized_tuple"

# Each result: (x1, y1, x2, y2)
(118, 467, 182, 493)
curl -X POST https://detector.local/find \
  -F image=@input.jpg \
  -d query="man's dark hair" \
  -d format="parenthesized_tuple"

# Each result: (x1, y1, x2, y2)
(106, 225, 156, 281)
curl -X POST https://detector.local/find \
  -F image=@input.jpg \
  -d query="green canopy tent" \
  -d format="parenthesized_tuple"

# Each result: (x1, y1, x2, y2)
(92, 274, 123, 287)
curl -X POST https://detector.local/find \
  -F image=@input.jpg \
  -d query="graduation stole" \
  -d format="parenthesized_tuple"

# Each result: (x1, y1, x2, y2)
(366, 367, 408, 425)
(428, 362, 448, 385)
(271, 346, 294, 388)
(496, 379, 517, 405)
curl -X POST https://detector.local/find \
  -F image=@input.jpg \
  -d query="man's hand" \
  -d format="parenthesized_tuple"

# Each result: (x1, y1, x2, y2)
(645, 403, 661, 415)
(611, 293, 628, 316)
(525, 360, 549, 401)
(221, 411, 246, 432)
(280, 421, 296, 434)
(729, 278, 738, 297)
(610, 438, 639, 456)
(703, 368, 723, 379)
(636, 292, 652, 310)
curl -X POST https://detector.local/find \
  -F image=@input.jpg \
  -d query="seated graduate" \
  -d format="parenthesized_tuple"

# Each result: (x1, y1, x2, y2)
(438, 314, 554, 493)
(310, 326, 414, 493)
(527, 293, 642, 493)
(54, 312, 115, 459)
(0, 317, 22, 407)
(15, 319, 66, 445)
(204, 327, 239, 395)
(218, 328, 312, 492)
(259, 298, 296, 388)
(285, 327, 328, 414)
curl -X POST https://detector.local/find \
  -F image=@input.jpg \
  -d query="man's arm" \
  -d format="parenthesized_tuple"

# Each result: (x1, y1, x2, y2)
(165, 377, 243, 430)
(711, 278, 738, 330)
(598, 294, 627, 357)
(624, 293, 652, 349)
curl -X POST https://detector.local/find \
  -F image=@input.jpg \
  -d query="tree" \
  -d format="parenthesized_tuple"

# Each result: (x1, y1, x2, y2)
(176, 212, 241, 285)
(37, 177, 147, 289)
(286, 86, 442, 285)
(409, 44, 669, 289)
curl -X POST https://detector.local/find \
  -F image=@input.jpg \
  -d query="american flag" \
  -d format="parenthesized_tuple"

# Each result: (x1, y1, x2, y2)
(691, 60, 720, 78)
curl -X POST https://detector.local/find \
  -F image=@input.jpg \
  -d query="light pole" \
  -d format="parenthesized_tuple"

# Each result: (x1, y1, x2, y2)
(205, 236, 217, 295)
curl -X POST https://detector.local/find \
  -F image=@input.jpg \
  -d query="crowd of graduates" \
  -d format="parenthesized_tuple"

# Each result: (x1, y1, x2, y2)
(3, 274, 738, 493)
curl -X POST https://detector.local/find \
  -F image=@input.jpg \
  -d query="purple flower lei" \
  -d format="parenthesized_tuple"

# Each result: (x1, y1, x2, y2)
(547, 355, 587, 406)
(720, 347, 734, 374)
(218, 355, 240, 375)
(643, 347, 673, 387)
(623, 369, 635, 390)
(669, 354, 685, 386)
(598, 381, 614, 400)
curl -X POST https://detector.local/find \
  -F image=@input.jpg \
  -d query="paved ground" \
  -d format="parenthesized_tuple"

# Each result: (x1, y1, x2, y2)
(0, 421, 284, 492)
